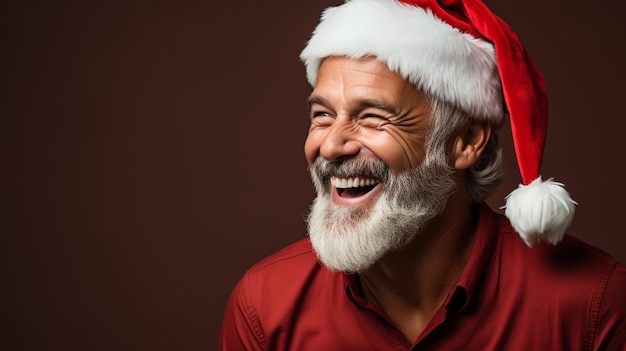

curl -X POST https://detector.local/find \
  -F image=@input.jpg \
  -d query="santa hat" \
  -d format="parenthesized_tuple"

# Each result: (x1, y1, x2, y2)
(300, 0, 577, 247)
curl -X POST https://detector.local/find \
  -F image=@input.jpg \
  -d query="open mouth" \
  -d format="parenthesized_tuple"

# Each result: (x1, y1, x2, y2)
(331, 176, 381, 198)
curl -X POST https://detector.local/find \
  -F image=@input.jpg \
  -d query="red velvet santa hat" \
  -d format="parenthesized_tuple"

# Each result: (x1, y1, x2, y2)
(300, 0, 577, 246)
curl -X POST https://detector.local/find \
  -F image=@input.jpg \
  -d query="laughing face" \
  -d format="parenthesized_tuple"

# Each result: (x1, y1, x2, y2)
(304, 56, 432, 181)
(305, 56, 456, 273)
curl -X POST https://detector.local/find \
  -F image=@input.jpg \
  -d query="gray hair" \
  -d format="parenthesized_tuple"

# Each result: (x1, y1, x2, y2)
(425, 96, 504, 202)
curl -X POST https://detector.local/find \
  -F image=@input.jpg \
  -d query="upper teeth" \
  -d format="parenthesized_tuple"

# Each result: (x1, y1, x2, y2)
(331, 176, 379, 189)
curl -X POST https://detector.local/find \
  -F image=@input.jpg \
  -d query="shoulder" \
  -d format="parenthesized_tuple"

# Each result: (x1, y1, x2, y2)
(248, 238, 317, 272)
(233, 238, 336, 311)
(220, 238, 334, 350)
(496, 213, 626, 334)
(491, 213, 626, 306)
(495, 214, 619, 280)
(595, 260, 626, 349)
(494, 214, 626, 347)
(244, 238, 321, 285)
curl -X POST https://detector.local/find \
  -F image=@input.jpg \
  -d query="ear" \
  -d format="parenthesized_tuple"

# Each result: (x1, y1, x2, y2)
(450, 122, 492, 170)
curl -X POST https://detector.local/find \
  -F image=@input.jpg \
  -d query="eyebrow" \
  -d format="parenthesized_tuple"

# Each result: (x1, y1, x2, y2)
(306, 94, 330, 113)
(357, 99, 399, 115)
(306, 94, 399, 115)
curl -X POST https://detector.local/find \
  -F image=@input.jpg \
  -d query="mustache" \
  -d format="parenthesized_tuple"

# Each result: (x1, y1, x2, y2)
(309, 157, 391, 183)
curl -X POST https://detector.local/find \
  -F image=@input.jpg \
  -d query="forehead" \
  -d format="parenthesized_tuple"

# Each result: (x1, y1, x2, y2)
(312, 56, 424, 106)
(315, 56, 407, 85)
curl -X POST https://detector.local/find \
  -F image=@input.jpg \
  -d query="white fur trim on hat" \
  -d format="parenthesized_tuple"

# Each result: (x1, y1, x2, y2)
(504, 177, 577, 247)
(300, 0, 503, 122)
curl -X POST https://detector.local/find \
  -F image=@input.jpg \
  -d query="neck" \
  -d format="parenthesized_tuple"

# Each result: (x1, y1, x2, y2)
(358, 191, 478, 342)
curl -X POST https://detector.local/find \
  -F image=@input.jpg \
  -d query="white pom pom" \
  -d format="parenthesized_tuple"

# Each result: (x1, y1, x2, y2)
(503, 177, 577, 247)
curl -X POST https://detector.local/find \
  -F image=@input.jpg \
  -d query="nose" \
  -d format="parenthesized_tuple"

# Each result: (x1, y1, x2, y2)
(318, 119, 361, 161)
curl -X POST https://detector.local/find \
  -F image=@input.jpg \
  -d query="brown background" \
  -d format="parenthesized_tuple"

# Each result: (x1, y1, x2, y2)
(1, 0, 624, 350)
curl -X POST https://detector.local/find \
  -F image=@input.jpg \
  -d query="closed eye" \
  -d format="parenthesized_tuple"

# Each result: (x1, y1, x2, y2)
(358, 112, 391, 128)
(362, 113, 386, 119)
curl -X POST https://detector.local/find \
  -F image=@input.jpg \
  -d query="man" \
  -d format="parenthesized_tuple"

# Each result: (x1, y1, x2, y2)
(219, 0, 626, 349)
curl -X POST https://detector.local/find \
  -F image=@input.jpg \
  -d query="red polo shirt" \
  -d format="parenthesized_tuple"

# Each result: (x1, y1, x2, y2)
(219, 205, 626, 350)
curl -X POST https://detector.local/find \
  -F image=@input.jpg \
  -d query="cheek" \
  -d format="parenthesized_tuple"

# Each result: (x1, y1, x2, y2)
(304, 130, 323, 165)
(364, 139, 411, 173)
(358, 129, 416, 173)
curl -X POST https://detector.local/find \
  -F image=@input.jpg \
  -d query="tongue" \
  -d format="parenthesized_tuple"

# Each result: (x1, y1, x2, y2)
(340, 185, 375, 198)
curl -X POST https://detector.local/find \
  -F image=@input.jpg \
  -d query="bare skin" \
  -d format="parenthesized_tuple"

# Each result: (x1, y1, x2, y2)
(305, 56, 491, 343)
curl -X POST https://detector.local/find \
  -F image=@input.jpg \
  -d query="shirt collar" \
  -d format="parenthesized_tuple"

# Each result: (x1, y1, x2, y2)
(343, 204, 500, 315)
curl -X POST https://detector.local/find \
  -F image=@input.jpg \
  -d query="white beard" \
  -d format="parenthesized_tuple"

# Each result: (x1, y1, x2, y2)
(306, 152, 456, 273)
